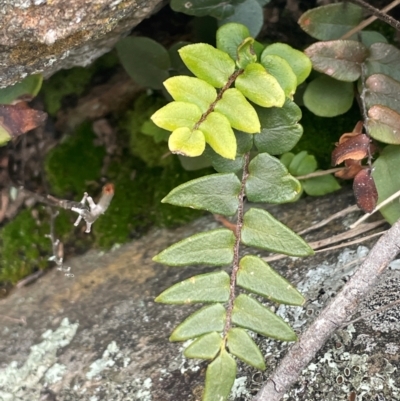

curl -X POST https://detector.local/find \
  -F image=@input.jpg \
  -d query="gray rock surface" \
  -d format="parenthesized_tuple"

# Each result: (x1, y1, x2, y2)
(0, 0, 164, 88)
(0, 189, 399, 401)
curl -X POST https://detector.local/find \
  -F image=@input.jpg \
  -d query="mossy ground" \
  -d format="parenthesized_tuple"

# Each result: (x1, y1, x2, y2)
(0, 87, 210, 286)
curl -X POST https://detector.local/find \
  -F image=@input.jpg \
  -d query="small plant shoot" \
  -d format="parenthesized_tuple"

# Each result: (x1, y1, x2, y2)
(151, 23, 314, 401)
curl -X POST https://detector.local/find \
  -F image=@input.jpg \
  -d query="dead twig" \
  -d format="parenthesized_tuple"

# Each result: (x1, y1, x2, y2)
(252, 218, 400, 401)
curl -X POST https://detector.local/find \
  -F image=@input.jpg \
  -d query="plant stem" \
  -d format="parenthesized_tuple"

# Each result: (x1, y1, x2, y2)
(194, 69, 244, 130)
(223, 152, 250, 337)
(296, 167, 344, 180)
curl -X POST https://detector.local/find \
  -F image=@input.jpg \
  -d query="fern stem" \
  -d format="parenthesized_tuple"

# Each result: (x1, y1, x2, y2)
(223, 151, 250, 337)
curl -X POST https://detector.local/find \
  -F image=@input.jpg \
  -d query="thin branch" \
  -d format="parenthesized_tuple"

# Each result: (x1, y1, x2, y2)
(348, 0, 400, 31)
(296, 167, 344, 180)
(341, 0, 400, 39)
(252, 218, 400, 401)
(350, 188, 400, 229)
(223, 152, 250, 337)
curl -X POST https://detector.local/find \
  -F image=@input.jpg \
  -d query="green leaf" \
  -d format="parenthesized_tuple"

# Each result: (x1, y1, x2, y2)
(241, 208, 314, 256)
(151, 101, 202, 131)
(199, 111, 237, 159)
(214, 88, 260, 133)
(153, 229, 235, 266)
(235, 37, 258, 69)
(164, 76, 217, 113)
(304, 40, 367, 82)
(170, 303, 226, 341)
(365, 74, 400, 115)
(204, 146, 245, 173)
(280, 152, 295, 168)
(253, 100, 303, 155)
(171, 0, 242, 19)
(184, 332, 222, 360)
(235, 63, 285, 107)
(366, 43, 400, 83)
(0, 125, 11, 145)
(179, 43, 235, 88)
(203, 349, 236, 401)
(303, 75, 354, 117)
(302, 174, 341, 196)
(155, 271, 231, 303)
(298, 3, 363, 41)
(260, 54, 297, 98)
(237, 255, 305, 305)
(162, 173, 241, 215)
(372, 145, 400, 224)
(245, 153, 301, 203)
(232, 294, 297, 341)
(178, 154, 212, 171)
(116, 37, 170, 89)
(261, 43, 312, 85)
(141, 120, 170, 143)
(367, 105, 400, 144)
(0, 74, 43, 104)
(169, 127, 206, 157)
(216, 22, 251, 61)
(358, 31, 388, 47)
(288, 151, 317, 176)
(219, 0, 264, 38)
(227, 327, 265, 370)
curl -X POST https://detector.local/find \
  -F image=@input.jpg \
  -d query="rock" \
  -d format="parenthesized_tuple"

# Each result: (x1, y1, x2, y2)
(0, 189, 398, 401)
(0, 0, 164, 88)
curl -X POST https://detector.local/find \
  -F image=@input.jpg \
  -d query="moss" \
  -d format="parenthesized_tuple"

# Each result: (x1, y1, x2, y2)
(0, 209, 51, 284)
(123, 93, 170, 168)
(40, 51, 118, 115)
(44, 121, 106, 196)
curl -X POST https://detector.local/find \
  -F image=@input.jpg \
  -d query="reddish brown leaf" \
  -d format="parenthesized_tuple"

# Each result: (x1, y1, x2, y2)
(332, 133, 370, 165)
(338, 121, 364, 144)
(335, 160, 363, 179)
(353, 168, 378, 213)
(0, 102, 47, 138)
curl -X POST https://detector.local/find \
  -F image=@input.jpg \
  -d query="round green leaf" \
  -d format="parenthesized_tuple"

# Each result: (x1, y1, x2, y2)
(298, 3, 363, 41)
(164, 76, 217, 113)
(169, 41, 193, 76)
(169, 127, 206, 157)
(302, 174, 341, 196)
(227, 327, 265, 370)
(171, 0, 240, 19)
(235, 37, 258, 69)
(203, 349, 236, 401)
(366, 43, 400, 83)
(151, 101, 202, 131)
(303, 75, 354, 117)
(219, 0, 264, 38)
(179, 43, 235, 88)
(280, 152, 295, 168)
(253, 100, 303, 155)
(260, 54, 297, 98)
(245, 153, 301, 203)
(156, 271, 230, 304)
(372, 145, 400, 224)
(199, 111, 237, 159)
(232, 294, 297, 341)
(0, 74, 43, 104)
(216, 22, 251, 61)
(367, 105, 400, 144)
(288, 151, 317, 176)
(235, 63, 285, 107)
(241, 208, 314, 256)
(304, 40, 367, 82)
(162, 173, 241, 215)
(365, 74, 400, 115)
(184, 332, 222, 360)
(204, 146, 245, 173)
(116, 37, 170, 89)
(262, 43, 312, 85)
(170, 303, 226, 341)
(214, 88, 260, 133)
(237, 255, 305, 305)
(153, 229, 235, 266)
